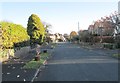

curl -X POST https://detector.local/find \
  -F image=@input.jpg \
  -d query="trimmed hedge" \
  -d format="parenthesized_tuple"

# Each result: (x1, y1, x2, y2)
(93, 37, 101, 43)
(93, 36, 114, 43)
(102, 36, 114, 43)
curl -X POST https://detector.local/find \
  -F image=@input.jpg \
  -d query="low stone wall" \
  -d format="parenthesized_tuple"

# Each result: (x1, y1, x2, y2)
(0, 46, 31, 62)
(14, 46, 31, 58)
(0, 49, 14, 62)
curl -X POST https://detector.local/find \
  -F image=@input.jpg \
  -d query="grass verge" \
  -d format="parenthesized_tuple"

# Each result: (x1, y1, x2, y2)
(23, 53, 49, 69)
(112, 53, 120, 59)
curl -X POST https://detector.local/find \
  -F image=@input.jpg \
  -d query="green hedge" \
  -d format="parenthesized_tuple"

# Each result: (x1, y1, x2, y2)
(103, 43, 114, 49)
(0, 21, 29, 49)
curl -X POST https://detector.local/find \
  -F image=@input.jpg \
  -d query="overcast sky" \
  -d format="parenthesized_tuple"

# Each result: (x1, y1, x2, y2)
(1, 1, 119, 34)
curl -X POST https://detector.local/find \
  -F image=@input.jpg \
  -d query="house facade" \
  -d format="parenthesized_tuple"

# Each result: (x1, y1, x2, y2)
(46, 33, 66, 43)
(88, 25, 94, 34)
(88, 19, 114, 36)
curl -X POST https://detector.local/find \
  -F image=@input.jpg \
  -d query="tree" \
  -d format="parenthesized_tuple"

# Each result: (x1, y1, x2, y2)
(70, 31, 78, 42)
(79, 30, 90, 42)
(27, 14, 45, 48)
(42, 22, 52, 43)
(42, 21, 52, 34)
(109, 11, 120, 35)
(70, 31, 77, 39)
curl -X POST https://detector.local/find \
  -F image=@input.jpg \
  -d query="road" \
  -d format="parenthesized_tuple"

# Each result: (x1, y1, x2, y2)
(35, 42, 118, 81)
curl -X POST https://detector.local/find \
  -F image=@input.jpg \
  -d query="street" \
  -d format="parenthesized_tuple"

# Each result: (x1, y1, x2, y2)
(35, 42, 118, 81)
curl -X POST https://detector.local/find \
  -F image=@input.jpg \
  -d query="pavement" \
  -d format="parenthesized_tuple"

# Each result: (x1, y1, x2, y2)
(2, 44, 54, 82)
(2, 63, 36, 81)
(78, 43, 119, 59)
(35, 42, 119, 81)
(2, 47, 37, 82)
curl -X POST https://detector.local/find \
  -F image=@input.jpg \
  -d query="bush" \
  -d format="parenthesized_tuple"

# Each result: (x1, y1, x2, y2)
(115, 43, 120, 49)
(113, 53, 120, 58)
(103, 43, 114, 49)
(93, 37, 101, 43)
(1, 21, 29, 49)
(14, 40, 30, 48)
(102, 36, 114, 43)
(115, 35, 120, 49)
(93, 36, 114, 43)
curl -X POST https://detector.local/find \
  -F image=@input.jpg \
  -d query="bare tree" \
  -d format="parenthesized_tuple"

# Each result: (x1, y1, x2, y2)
(109, 11, 120, 35)
(42, 21, 52, 34)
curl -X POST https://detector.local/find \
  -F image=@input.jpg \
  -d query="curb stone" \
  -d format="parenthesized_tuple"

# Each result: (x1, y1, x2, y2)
(30, 49, 54, 82)
(31, 65, 45, 82)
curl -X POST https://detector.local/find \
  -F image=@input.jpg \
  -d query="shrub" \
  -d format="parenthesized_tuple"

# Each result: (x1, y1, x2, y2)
(92, 36, 115, 43)
(102, 36, 114, 43)
(115, 35, 120, 49)
(27, 14, 45, 46)
(103, 43, 113, 49)
(93, 37, 101, 43)
(115, 43, 120, 49)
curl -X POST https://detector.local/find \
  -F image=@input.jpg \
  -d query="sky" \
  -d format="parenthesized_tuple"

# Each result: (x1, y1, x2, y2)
(0, 1, 119, 34)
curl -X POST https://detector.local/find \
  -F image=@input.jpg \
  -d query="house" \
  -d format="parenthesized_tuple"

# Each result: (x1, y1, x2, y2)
(46, 33, 66, 43)
(55, 33, 66, 42)
(88, 19, 114, 36)
(88, 25, 94, 34)
(49, 34, 56, 43)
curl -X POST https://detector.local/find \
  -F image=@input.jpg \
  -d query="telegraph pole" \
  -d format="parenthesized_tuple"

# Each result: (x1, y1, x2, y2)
(78, 22, 79, 31)
(78, 22, 80, 43)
